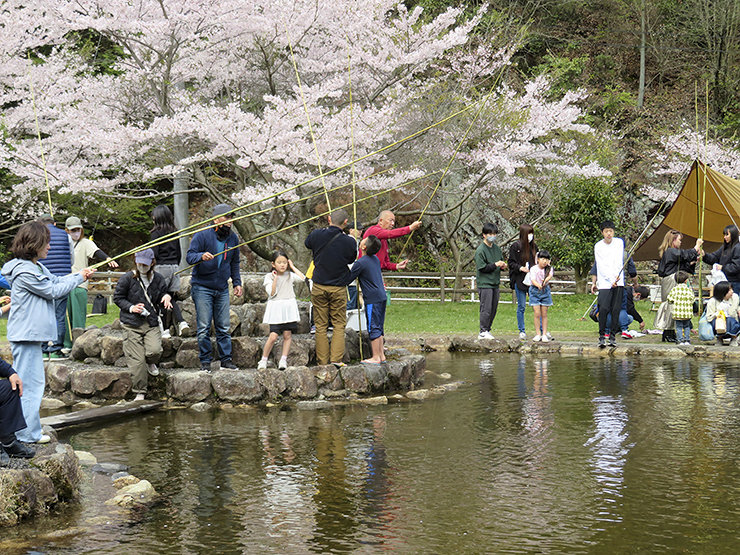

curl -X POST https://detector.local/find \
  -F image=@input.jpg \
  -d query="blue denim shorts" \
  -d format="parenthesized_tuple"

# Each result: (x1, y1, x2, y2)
(529, 285, 553, 306)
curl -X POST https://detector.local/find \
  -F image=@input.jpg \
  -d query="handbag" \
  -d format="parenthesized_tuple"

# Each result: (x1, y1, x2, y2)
(589, 302, 599, 322)
(654, 301, 674, 330)
(523, 268, 532, 287)
(91, 293, 108, 314)
(698, 312, 715, 341)
(715, 310, 727, 334)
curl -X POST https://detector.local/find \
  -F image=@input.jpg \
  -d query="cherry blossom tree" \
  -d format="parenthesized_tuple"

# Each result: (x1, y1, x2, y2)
(0, 0, 613, 265)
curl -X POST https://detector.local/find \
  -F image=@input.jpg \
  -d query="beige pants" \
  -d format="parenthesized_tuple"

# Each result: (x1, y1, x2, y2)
(123, 322, 162, 393)
(311, 283, 347, 365)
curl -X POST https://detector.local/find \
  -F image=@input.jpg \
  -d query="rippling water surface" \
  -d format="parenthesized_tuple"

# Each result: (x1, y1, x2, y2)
(6, 352, 740, 554)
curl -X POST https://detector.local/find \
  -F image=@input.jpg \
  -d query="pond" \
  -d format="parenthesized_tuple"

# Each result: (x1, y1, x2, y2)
(5, 351, 740, 554)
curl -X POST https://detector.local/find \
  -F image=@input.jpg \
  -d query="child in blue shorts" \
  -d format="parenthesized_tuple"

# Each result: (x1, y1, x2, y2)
(343, 235, 387, 363)
(528, 249, 554, 342)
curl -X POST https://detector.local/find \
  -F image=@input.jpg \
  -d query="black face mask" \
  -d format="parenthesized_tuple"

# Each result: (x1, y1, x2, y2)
(215, 225, 231, 241)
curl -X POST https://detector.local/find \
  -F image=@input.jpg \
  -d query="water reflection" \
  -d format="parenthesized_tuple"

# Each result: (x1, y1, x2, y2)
(8, 353, 740, 555)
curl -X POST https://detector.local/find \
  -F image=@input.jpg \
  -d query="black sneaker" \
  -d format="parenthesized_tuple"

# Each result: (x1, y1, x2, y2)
(200, 363, 212, 374)
(2, 439, 36, 459)
(221, 360, 238, 370)
(598, 336, 606, 348)
(608, 335, 617, 347)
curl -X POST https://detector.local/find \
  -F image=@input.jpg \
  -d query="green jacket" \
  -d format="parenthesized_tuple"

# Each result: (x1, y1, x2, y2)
(475, 241, 503, 288)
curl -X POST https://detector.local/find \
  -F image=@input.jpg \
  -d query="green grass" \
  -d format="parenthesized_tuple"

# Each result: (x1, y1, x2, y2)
(0, 305, 117, 338)
(385, 294, 606, 336)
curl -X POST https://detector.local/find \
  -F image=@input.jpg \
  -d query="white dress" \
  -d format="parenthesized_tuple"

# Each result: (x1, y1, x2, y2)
(262, 272, 302, 324)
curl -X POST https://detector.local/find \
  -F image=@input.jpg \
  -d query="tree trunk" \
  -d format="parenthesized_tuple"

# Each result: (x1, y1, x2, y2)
(637, 0, 646, 109)
(574, 263, 590, 294)
(173, 172, 189, 270)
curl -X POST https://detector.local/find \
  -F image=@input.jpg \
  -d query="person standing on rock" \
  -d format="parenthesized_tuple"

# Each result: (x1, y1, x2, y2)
(508, 224, 537, 341)
(150, 205, 190, 338)
(38, 214, 74, 359)
(0, 359, 37, 466)
(361, 210, 421, 271)
(1, 221, 95, 444)
(592, 220, 624, 349)
(186, 204, 243, 373)
(305, 208, 357, 366)
(64, 215, 119, 350)
(475, 223, 506, 340)
(113, 249, 172, 401)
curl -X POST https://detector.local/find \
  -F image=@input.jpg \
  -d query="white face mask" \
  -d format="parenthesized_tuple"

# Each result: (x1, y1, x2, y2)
(486, 235, 496, 243)
(137, 264, 151, 274)
(70, 230, 82, 241)
(527, 233, 534, 243)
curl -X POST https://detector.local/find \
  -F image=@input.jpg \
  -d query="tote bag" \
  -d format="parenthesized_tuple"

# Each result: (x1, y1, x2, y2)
(654, 302, 674, 331)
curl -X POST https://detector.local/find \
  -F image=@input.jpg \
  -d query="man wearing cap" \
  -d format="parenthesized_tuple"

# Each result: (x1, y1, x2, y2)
(38, 214, 75, 359)
(186, 204, 243, 372)
(64, 216, 118, 350)
(305, 208, 358, 366)
(592, 220, 625, 348)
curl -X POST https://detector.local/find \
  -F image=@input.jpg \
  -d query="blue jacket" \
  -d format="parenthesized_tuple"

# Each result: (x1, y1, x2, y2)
(38, 224, 73, 276)
(0, 358, 17, 379)
(342, 254, 386, 304)
(1, 258, 83, 342)
(186, 228, 241, 291)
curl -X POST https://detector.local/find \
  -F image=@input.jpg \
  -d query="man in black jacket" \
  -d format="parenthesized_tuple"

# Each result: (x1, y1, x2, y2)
(305, 208, 357, 366)
(1, 359, 36, 466)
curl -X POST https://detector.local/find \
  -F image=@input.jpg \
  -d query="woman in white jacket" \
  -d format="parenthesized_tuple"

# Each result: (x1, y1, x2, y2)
(705, 281, 740, 345)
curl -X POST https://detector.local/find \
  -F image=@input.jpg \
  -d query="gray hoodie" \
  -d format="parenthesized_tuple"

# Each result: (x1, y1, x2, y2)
(1, 258, 82, 342)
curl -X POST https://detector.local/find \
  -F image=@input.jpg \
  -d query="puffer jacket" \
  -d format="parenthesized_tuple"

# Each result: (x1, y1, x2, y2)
(113, 271, 168, 328)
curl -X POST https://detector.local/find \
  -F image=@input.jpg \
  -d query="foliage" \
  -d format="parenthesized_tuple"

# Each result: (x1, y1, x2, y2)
(542, 176, 617, 276)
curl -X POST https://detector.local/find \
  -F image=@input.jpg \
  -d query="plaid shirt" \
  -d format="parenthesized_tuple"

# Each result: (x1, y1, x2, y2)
(667, 283, 694, 320)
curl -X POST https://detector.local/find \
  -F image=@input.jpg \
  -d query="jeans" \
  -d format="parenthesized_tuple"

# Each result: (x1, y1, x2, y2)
(11, 341, 44, 443)
(515, 287, 527, 333)
(191, 284, 232, 364)
(42, 297, 68, 353)
(605, 311, 634, 335)
(346, 285, 358, 310)
(675, 319, 692, 343)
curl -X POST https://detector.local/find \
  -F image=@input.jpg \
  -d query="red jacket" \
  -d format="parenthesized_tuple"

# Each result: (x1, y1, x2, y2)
(361, 224, 413, 271)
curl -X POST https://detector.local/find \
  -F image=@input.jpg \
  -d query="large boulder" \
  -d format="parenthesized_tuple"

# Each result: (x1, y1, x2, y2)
(363, 363, 388, 390)
(32, 443, 82, 500)
(313, 364, 342, 390)
(175, 339, 201, 368)
(211, 369, 265, 402)
(46, 363, 72, 393)
(100, 334, 124, 365)
(166, 371, 212, 402)
(340, 364, 369, 393)
(284, 366, 318, 399)
(258, 368, 287, 399)
(71, 328, 103, 360)
(242, 276, 268, 303)
(230, 336, 261, 368)
(270, 335, 314, 367)
(69, 368, 132, 398)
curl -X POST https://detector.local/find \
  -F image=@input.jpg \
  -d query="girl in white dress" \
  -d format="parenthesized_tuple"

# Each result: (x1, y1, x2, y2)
(258, 251, 306, 370)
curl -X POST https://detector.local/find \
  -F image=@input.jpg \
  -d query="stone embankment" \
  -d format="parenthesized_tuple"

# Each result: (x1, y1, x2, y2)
(448, 336, 740, 358)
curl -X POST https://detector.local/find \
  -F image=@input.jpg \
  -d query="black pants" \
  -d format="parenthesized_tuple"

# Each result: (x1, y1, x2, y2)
(598, 287, 624, 338)
(479, 287, 501, 333)
(0, 380, 27, 443)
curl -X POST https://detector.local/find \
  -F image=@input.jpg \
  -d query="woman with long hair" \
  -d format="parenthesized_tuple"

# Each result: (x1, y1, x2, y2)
(150, 205, 189, 337)
(508, 224, 537, 340)
(703, 224, 740, 296)
(656, 229, 702, 342)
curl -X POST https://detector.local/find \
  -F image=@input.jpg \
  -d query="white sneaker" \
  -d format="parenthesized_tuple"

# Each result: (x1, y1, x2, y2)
(36, 434, 51, 444)
(257, 360, 267, 370)
(546, 332, 553, 341)
(533, 335, 541, 342)
(134, 393, 145, 401)
(148, 363, 159, 376)
(541, 335, 549, 342)
(519, 332, 526, 340)
(178, 321, 190, 334)
(478, 331, 494, 340)
(278, 358, 288, 370)
(161, 330, 171, 339)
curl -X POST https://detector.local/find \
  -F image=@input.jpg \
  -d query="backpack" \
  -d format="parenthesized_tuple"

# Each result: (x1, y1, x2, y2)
(91, 293, 108, 314)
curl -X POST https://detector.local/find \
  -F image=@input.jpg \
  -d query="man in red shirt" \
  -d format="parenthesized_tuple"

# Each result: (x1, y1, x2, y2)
(362, 210, 421, 271)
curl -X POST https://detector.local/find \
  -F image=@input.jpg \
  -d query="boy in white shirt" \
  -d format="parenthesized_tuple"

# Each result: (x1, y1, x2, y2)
(591, 220, 624, 348)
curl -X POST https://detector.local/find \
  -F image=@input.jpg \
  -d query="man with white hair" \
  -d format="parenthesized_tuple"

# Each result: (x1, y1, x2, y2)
(361, 210, 421, 271)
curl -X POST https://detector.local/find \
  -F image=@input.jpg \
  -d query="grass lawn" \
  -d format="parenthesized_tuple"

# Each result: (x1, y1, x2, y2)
(0, 305, 117, 339)
(384, 293, 601, 337)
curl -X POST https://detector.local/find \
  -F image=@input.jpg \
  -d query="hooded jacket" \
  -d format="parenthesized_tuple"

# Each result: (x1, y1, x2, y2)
(1, 258, 83, 342)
